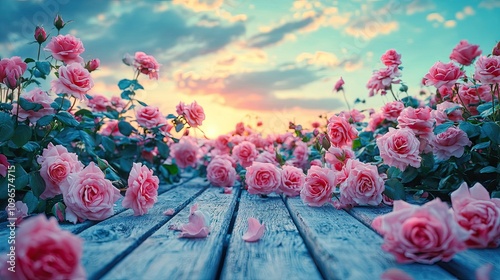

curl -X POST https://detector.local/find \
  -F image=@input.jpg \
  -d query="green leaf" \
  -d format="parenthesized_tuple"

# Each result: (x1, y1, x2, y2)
(22, 141, 40, 152)
(118, 79, 132, 90)
(492, 191, 500, 199)
(19, 97, 43, 112)
(444, 105, 463, 115)
(434, 122, 454, 135)
(74, 109, 94, 118)
(481, 122, 500, 144)
(0, 112, 15, 142)
(118, 121, 134, 136)
(79, 130, 95, 148)
(24, 58, 35, 64)
(51, 202, 66, 222)
(101, 136, 116, 152)
(12, 164, 29, 190)
(166, 114, 177, 119)
(22, 191, 39, 214)
(37, 114, 55, 126)
(163, 164, 179, 176)
(477, 102, 493, 115)
(472, 141, 490, 151)
(35, 61, 51, 76)
(52, 97, 72, 110)
(175, 123, 184, 132)
(29, 172, 46, 198)
(56, 111, 80, 127)
(0, 103, 13, 111)
(11, 124, 32, 147)
(136, 100, 148, 107)
(384, 178, 405, 200)
(157, 141, 170, 158)
(479, 166, 498, 173)
(400, 166, 419, 183)
(387, 166, 402, 178)
(459, 121, 480, 138)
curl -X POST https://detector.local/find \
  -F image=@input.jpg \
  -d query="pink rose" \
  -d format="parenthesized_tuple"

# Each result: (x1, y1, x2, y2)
(0, 56, 27, 89)
(215, 134, 231, 154)
(450, 40, 482, 66)
(122, 163, 159, 216)
(397, 106, 434, 136)
(300, 166, 336, 207)
(12, 88, 54, 123)
(87, 94, 111, 112)
(207, 156, 237, 188)
(85, 58, 100, 72)
(37, 143, 84, 199)
(0, 154, 10, 177)
(292, 141, 309, 167)
(366, 112, 384, 132)
(5, 201, 28, 226)
(381, 49, 402, 67)
(279, 165, 306, 197)
(432, 101, 464, 125)
(232, 141, 258, 168)
(100, 120, 124, 137)
(255, 150, 279, 166)
(327, 115, 358, 148)
(136, 105, 165, 129)
(110, 95, 126, 111)
(245, 162, 281, 195)
(438, 85, 455, 101)
(336, 159, 384, 208)
(474, 55, 500, 84)
(366, 66, 401, 96)
(171, 138, 200, 169)
(44, 34, 85, 64)
(134, 51, 160, 80)
(182, 101, 205, 128)
(451, 182, 500, 248)
(455, 84, 491, 115)
(34, 26, 47, 44)
(338, 109, 366, 123)
(333, 77, 344, 92)
(62, 162, 121, 223)
(431, 126, 471, 161)
(234, 122, 246, 135)
(372, 199, 469, 264)
(493, 41, 500, 56)
(382, 101, 405, 121)
(424, 61, 464, 89)
(376, 128, 421, 171)
(324, 146, 355, 171)
(51, 63, 94, 100)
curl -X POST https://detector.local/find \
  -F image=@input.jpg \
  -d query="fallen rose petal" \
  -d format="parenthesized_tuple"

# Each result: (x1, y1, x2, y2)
(223, 187, 232, 194)
(242, 217, 265, 242)
(380, 268, 414, 280)
(177, 204, 211, 238)
(164, 208, 175, 216)
(476, 263, 493, 280)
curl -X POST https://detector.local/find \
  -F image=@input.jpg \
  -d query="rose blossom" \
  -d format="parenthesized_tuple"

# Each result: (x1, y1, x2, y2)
(0, 56, 27, 89)
(181, 101, 205, 127)
(366, 66, 401, 96)
(207, 156, 237, 188)
(474, 55, 500, 84)
(110, 95, 126, 111)
(451, 182, 500, 248)
(300, 166, 336, 207)
(134, 51, 160, 80)
(438, 85, 455, 101)
(382, 101, 405, 121)
(397, 106, 434, 136)
(255, 150, 279, 166)
(338, 109, 365, 123)
(85, 58, 100, 72)
(381, 49, 402, 67)
(215, 134, 231, 154)
(336, 159, 384, 209)
(424, 61, 464, 89)
(34, 26, 47, 44)
(0, 215, 85, 280)
(87, 94, 111, 112)
(232, 140, 258, 168)
(372, 199, 469, 264)
(136, 105, 165, 129)
(366, 112, 384, 132)
(5, 201, 28, 226)
(100, 119, 124, 137)
(455, 83, 491, 115)
(333, 77, 344, 92)
(51, 62, 94, 100)
(171, 137, 200, 169)
(62, 162, 121, 223)
(37, 143, 84, 199)
(324, 146, 355, 171)
(279, 165, 306, 197)
(0, 154, 9, 177)
(122, 163, 159, 216)
(493, 41, 500, 56)
(431, 101, 464, 125)
(431, 126, 471, 161)
(376, 128, 421, 171)
(44, 34, 85, 64)
(449, 40, 482, 66)
(245, 162, 281, 195)
(327, 115, 358, 148)
(11, 88, 55, 123)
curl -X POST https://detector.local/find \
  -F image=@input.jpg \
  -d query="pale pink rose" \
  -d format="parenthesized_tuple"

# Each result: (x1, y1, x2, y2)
(134, 51, 160, 80)
(44, 34, 85, 64)
(51, 63, 94, 100)
(110, 95, 126, 111)
(451, 182, 500, 248)
(85, 58, 100, 72)
(397, 106, 434, 136)
(178, 204, 210, 238)
(62, 162, 121, 223)
(255, 150, 279, 166)
(11, 88, 54, 123)
(424, 61, 464, 89)
(310, 159, 322, 167)
(207, 156, 237, 188)
(333, 77, 344, 92)
(366, 67, 401, 96)
(100, 119, 124, 137)
(300, 166, 336, 207)
(366, 112, 385, 132)
(450, 40, 482, 66)
(5, 201, 28, 226)
(215, 134, 231, 154)
(324, 146, 355, 171)
(474, 55, 500, 84)
(0, 56, 27, 89)
(37, 143, 84, 199)
(175, 101, 185, 115)
(136, 105, 165, 129)
(372, 199, 469, 264)
(0, 154, 9, 177)
(242, 217, 265, 242)
(338, 109, 365, 123)
(122, 163, 159, 216)
(245, 162, 281, 195)
(336, 159, 384, 208)
(87, 94, 111, 112)
(382, 101, 405, 121)
(292, 141, 309, 167)
(0, 215, 86, 280)
(381, 49, 402, 67)
(431, 126, 471, 161)
(279, 165, 306, 197)
(438, 85, 455, 101)
(235, 121, 246, 135)
(171, 138, 200, 169)
(182, 101, 205, 127)
(327, 115, 358, 148)
(380, 268, 413, 280)
(232, 140, 258, 168)
(376, 128, 421, 171)
(432, 101, 464, 125)
(455, 84, 491, 115)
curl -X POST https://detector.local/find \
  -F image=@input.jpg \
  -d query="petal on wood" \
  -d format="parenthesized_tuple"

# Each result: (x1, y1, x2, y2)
(242, 217, 265, 242)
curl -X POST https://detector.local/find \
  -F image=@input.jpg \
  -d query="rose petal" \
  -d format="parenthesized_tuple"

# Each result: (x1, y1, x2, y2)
(470, 183, 491, 201)
(242, 217, 265, 242)
(475, 263, 493, 280)
(163, 208, 175, 216)
(381, 268, 414, 280)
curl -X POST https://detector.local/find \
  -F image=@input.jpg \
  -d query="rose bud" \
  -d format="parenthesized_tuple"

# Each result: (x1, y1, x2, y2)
(85, 58, 100, 72)
(34, 26, 47, 44)
(493, 41, 500, 56)
(54, 14, 65, 30)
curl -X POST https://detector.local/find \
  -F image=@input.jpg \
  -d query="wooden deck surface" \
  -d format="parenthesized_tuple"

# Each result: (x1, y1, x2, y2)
(1, 177, 499, 280)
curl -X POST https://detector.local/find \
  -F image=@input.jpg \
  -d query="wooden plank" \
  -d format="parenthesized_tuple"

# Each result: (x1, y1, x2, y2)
(78, 177, 209, 279)
(285, 197, 455, 280)
(348, 206, 500, 279)
(221, 192, 323, 280)
(102, 185, 240, 280)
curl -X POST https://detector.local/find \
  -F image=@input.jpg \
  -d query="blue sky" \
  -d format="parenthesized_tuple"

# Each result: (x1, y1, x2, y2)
(1, 0, 500, 137)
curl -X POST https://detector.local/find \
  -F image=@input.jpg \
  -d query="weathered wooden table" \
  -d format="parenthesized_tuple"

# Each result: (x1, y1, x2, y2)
(1, 176, 499, 280)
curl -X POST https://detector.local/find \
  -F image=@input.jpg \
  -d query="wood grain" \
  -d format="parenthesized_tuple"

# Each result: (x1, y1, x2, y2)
(221, 192, 323, 280)
(102, 185, 240, 280)
(285, 197, 455, 280)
